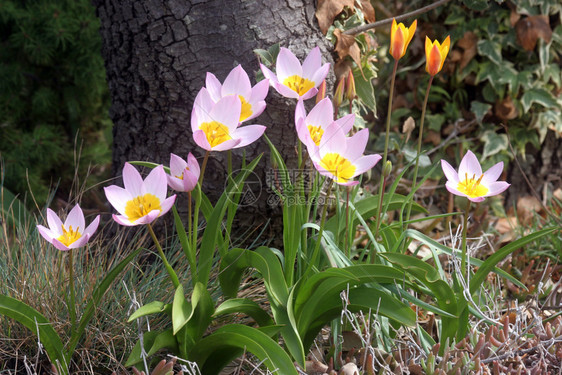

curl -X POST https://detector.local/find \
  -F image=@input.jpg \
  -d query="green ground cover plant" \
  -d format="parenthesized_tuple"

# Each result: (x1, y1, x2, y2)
(1, 1, 561, 374)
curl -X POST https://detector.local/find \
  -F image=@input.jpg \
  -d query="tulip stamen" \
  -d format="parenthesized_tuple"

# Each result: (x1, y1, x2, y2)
(458, 172, 488, 198)
(200, 121, 232, 148)
(307, 125, 324, 146)
(58, 225, 81, 247)
(320, 153, 356, 183)
(283, 75, 315, 96)
(125, 194, 162, 222)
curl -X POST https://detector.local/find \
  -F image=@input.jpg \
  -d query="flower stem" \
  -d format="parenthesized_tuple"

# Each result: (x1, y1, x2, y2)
(68, 249, 76, 335)
(147, 223, 180, 288)
(307, 180, 334, 273)
(406, 75, 434, 226)
(199, 150, 210, 185)
(461, 199, 471, 277)
(373, 59, 398, 245)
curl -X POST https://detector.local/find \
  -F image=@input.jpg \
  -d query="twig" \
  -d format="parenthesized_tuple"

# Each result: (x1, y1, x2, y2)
(343, 0, 452, 35)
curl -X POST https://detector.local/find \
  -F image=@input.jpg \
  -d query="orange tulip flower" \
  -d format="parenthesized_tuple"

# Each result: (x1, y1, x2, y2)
(425, 36, 451, 76)
(389, 18, 417, 61)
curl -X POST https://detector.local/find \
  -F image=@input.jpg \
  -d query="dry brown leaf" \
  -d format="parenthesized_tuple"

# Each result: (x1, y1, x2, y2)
(333, 28, 363, 75)
(495, 216, 518, 242)
(456, 31, 477, 71)
(515, 15, 552, 51)
(510, 9, 521, 27)
(426, 130, 442, 146)
(359, 0, 376, 23)
(495, 96, 519, 121)
(517, 195, 543, 224)
(402, 116, 415, 142)
(315, 0, 355, 35)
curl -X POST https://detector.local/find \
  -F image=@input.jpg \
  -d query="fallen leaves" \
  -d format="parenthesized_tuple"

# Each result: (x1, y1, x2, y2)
(315, 0, 355, 35)
(515, 15, 552, 51)
(333, 28, 362, 70)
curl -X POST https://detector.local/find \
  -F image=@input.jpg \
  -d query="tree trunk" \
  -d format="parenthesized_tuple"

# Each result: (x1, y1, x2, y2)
(93, 0, 333, 245)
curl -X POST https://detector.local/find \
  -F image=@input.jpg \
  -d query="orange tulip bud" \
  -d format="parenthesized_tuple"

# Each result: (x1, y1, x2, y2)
(425, 36, 450, 76)
(389, 18, 417, 61)
(345, 71, 356, 102)
(333, 78, 345, 109)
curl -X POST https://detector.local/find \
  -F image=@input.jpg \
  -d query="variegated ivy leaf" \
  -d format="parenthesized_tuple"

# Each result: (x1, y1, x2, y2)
(471, 101, 492, 123)
(477, 39, 502, 66)
(481, 130, 508, 159)
(520, 88, 559, 113)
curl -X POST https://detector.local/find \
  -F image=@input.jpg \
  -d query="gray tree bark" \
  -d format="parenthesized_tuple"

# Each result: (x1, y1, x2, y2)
(93, 0, 333, 244)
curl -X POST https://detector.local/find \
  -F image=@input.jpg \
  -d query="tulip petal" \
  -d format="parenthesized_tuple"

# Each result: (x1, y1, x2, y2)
(187, 153, 200, 176)
(300, 87, 318, 100)
(276, 47, 302, 81)
(123, 163, 144, 198)
(167, 175, 184, 192)
(319, 122, 347, 157)
(343, 128, 369, 161)
(352, 154, 382, 176)
(104, 185, 132, 216)
(46, 208, 63, 236)
(191, 87, 215, 131)
(159, 195, 177, 217)
(211, 138, 242, 151)
(143, 165, 167, 201)
(65, 204, 85, 233)
(232, 125, 266, 148)
(310, 63, 330, 86)
(249, 79, 270, 103)
(210, 96, 242, 132)
(222, 65, 252, 98)
(170, 153, 188, 177)
(134, 209, 161, 225)
(113, 214, 136, 226)
(245, 100, 266, 122)
(441, 160, 460, 185)
(37, 224, 56, 242)
(333, 114, 355, 134)
(68, 235, 89, 249)
(83, 215, 100, 238)
(205, 72, 222, 102)
(485, 181, 510, 196)
(51, 238, 70, 251)
(260, 64, 279, 85)
(302, 46, 321, 79)
(193, 129, 212, 151)
(307, 98, 334, 128)
(482, 162, 504, 185)
(458, 151, 482, 178)
(273, 82, 301, 99)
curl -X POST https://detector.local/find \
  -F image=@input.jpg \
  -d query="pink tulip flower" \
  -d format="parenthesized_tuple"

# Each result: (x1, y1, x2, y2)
(191, 91, 266, 151)
(260, 47, 330, 100)
(37, 204, 100, 251)
(167, 153, 200, 193)
(309, 123, 381, 186)
(104, 163, 176, 226)
(205, 65, 269, 123)
(295, 98, 354, 151)
(441, 150, 510, 202)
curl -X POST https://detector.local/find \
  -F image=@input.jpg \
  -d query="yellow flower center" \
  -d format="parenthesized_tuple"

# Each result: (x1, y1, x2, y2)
(457, 173, 488, 198)
(283, 75, 315, 96)
(238, 95, 252, 122)
(124, 194, 162, 222)
(57, 225, 81, 247)
(200, 121, 231, 148)
(320, 153, 356, 183)
(307, 125, 324, 146)
(175, 167, 189, 180)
